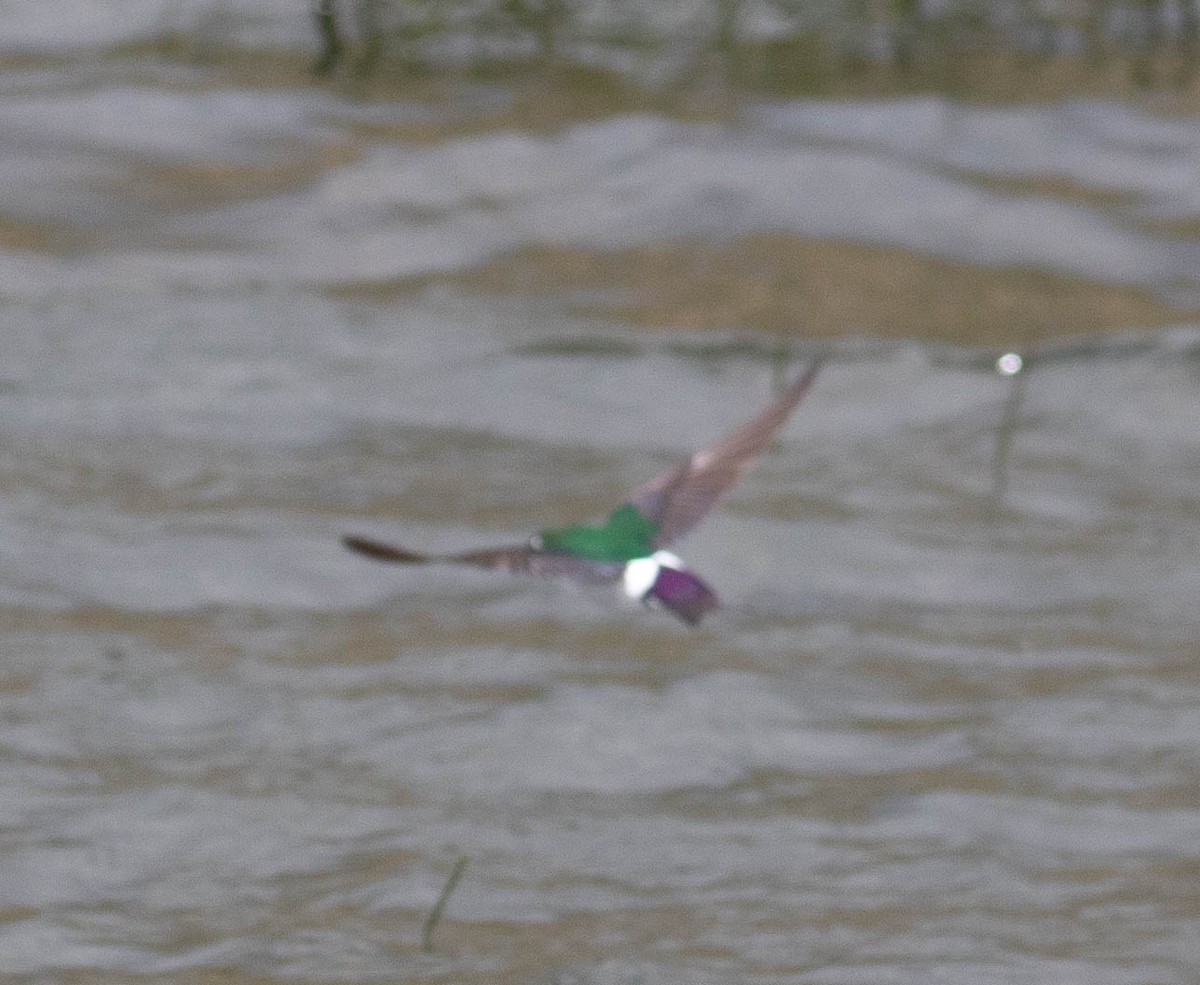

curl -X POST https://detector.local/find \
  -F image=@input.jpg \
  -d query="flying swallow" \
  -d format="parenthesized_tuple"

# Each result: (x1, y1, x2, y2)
(344, 358, 823, 625)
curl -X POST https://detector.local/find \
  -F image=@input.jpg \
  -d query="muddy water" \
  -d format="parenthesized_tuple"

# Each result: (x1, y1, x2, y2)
(2, 35, 1200, 985)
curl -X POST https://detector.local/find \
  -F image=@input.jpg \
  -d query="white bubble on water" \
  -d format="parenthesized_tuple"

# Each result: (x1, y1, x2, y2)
(996, 352, 1024, 375)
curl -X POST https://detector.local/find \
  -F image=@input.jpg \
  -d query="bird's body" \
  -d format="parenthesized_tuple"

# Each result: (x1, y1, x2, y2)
(533, 503, 658, 562)
(343, 358, 823, 625)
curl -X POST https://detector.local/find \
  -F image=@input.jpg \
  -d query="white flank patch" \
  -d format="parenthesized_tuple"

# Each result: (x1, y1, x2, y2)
(622, 557, 658, 599)
(622, 550, 685, 599)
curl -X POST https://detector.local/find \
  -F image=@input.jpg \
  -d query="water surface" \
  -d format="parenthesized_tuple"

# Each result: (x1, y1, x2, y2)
(2, 17, 1200, 985)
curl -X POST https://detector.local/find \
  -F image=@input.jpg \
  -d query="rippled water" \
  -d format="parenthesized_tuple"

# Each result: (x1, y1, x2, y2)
(3, 14, 1200, 985)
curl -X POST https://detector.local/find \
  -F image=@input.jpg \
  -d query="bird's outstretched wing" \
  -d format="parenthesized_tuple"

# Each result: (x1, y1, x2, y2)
(341, 535, 623, 582)
(343, 356, 823, 575)
(628, 356, 823, 548)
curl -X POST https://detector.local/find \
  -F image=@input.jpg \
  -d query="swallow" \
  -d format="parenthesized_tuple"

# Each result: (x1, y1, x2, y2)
(343, 358, 822, 625)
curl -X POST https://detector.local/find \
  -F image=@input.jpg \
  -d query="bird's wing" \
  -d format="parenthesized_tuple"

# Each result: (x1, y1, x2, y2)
(341, 535, 624, 582)
(341, 536, 433, 564)
(628, 356, 823, 548)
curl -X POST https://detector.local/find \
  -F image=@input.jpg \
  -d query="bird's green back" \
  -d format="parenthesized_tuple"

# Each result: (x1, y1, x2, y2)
(537, 503, 658, 562)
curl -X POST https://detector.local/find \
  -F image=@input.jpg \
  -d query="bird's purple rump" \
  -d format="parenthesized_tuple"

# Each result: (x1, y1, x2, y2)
(647, 566, 719, 626)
